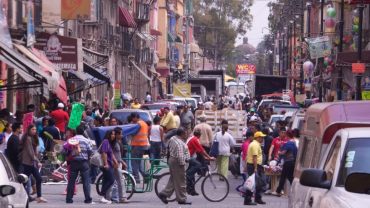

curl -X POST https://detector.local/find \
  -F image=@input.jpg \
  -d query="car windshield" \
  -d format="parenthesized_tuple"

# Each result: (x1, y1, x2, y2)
(110, 111, 151, 124)
(264, 101, 290, 107)
(186, 99, 196, 107)
(337, 138, 370, 186)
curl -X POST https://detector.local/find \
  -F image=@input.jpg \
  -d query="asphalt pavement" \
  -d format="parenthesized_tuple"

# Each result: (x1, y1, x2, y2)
(31, 174, 288, 208)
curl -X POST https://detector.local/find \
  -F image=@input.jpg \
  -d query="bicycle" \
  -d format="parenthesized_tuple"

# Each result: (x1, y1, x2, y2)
(154, 163, 230, 202)
(95, 157, 168, 199)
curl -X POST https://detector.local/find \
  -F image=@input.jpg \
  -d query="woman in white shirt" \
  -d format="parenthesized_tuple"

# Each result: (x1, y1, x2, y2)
(150, 116, 164, 165)
(214, 120, 236, 178)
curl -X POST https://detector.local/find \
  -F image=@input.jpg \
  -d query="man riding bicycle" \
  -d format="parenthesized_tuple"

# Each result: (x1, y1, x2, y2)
(186, 129, 215, 196)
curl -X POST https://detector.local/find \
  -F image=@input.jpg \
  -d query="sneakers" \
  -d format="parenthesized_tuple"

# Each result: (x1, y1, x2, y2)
(100, 197, 112, 204)
(36, 197, 48, 203)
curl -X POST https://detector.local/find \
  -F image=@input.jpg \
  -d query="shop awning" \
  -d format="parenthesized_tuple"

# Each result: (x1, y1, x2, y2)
(190, 43, 200, 53)
(156, 66, 170, 77)
(130, 60, 151, 81)
(83, 62, 111, 84)
(136, 32, 156, 41)
(337, 51, 370, 64)
(119, 7, 137, 28)
(175, 35, 182, 43)
(150, 29, 162, 36)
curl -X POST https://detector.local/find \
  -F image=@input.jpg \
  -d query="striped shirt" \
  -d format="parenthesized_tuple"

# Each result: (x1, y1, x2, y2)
(63, 135, 93, 161)
(168, 136, 190, 166)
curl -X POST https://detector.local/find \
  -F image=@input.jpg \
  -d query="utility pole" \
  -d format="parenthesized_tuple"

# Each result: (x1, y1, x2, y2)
(318, 0, 324, 102)
(184, 0, 191, 82)
(356, 3, 365, 100)
(337, 0, 345, 100)
(300, 0, 305, 95)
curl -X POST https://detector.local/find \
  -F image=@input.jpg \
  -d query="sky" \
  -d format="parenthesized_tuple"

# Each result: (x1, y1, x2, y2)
(236, 0, 271, 48)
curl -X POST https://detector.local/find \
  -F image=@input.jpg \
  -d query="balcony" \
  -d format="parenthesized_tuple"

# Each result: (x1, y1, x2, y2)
(135, 3, 150, 24)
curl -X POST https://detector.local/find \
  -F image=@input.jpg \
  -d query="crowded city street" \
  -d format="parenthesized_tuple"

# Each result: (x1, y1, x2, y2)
(1, 0, 370, 208)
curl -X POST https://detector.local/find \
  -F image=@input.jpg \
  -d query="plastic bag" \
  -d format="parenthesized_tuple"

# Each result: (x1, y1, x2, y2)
(243, 173, 255, 192)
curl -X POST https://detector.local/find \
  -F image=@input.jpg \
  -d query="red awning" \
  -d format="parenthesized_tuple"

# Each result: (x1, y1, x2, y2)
(150, 29, 162, 36)
(119, 7, 137, 28)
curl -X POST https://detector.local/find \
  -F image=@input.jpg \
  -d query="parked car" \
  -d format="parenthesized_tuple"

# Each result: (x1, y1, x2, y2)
(172, 97, 198, 110)
(268, 114, 284, 129)
(110, 109, 153, 124)
(191, 95, 203, 104)
(0, 152, 29, 208)
(141, 102, 176, 117)
(257, 99, 292, 112)
(289, 101, 370, 208)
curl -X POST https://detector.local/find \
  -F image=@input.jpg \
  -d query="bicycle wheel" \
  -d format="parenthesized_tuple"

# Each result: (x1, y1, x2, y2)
(201, 173, 229, 202)
(122, 172, 135, 199)
(95, 172, 136, 200)
(95, 173, 103, 196)
(154, 172, 176, 202)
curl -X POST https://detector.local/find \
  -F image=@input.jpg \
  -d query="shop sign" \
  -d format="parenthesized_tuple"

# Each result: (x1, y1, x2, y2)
(34, 32, 83, 71)
(352, 63, 365, 73)
(236, 64, 256, 75)
(306, 36, 332, 59)
(61, 0, 91, 20)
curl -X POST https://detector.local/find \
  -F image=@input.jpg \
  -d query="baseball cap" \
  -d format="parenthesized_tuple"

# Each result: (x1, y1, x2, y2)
(250, 115, 258, 122)
(254, 131, 266, 138)
(58, 103, 64, 108)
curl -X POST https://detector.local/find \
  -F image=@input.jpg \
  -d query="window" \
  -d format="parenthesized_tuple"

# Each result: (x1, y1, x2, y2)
(337, 138, 370, 186)
(323, 137, 341, 181)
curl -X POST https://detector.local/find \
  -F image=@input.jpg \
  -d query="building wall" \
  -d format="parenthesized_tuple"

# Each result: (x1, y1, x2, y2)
(157, 0, 168, 67)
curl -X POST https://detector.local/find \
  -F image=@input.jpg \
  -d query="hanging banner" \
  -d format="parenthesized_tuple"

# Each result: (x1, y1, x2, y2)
(61, 0, 91, 20)
(236, 64, 256, 75)
(114, 81, 121, 108)
(68, 103, 85, 130)
(26, 0, 36, 47)
(362, 91, 370, 100)
(306, 36, 332, 59)
(173, 83, 191, 98)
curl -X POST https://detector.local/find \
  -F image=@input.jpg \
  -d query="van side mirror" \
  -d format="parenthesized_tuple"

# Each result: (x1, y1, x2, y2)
(17, 174, 29, 184)
(300, 169, 331, 189)
(345, 172, 370, 194)
(0, 185, 15, 197)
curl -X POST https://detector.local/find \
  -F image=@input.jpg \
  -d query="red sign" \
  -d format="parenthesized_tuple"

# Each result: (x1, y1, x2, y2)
(352, 63, 365, 73)
(236, 64, 256, 75)
(34, 32, 82, 71)
(348, 0, 370, 4)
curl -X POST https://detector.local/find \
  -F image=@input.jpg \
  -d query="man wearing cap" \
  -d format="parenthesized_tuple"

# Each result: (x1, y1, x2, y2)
(244, 131, 266, 205)
(193, 115, 213, 153)
(160, 107, 178, 141)
(50, 103, 70, 140)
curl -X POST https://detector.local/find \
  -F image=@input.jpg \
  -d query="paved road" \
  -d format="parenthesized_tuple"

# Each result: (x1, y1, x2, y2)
(31, 175, 288, 208)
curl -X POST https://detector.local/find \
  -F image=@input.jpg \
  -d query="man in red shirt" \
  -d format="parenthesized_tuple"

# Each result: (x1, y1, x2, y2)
(268, 127, 288, 161)
(50, 103, 70, 140)
(186, 129, 214, 196)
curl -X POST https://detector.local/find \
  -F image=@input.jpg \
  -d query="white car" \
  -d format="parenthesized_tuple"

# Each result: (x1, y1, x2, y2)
(268, 114, 283, 128)
(257, 99, 292, 112)
(0, 153, 29, 208)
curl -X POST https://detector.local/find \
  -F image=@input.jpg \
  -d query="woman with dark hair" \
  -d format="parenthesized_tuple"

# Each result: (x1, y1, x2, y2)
(20, 124, 47, 203)
(99, 130, 119, 204)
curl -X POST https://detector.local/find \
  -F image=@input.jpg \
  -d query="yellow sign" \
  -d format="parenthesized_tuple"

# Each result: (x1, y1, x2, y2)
(61, 0, 91, 20)
(362, 91, 370, 100)
(173, 83, 191, 98)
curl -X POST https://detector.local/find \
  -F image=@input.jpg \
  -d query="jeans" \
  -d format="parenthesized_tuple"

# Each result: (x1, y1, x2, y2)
(150, 141, 162, 165)
(244, 164, 264, 203)
(22, 164, 42, 198)
(186, 158, 202, 192)
(110, 163, 127, 201)
(276, 160, 295, 194)
(100, 167, 115, 198)
(66, 160, 92, 203)
(131, 146, 149, 182)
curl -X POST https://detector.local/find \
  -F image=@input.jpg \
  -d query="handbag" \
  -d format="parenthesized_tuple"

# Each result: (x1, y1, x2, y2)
(209, 135, 219, 157)
(90, 144, 103, 167)
(243, 173, 256, 192)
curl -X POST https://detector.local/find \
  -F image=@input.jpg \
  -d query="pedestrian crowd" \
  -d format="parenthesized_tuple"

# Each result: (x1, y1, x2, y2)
(0, 93, 299, 206)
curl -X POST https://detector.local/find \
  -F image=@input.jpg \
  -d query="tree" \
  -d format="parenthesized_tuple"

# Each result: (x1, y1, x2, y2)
(255, 34, 274, 74)
(193, 0, 254, 70)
